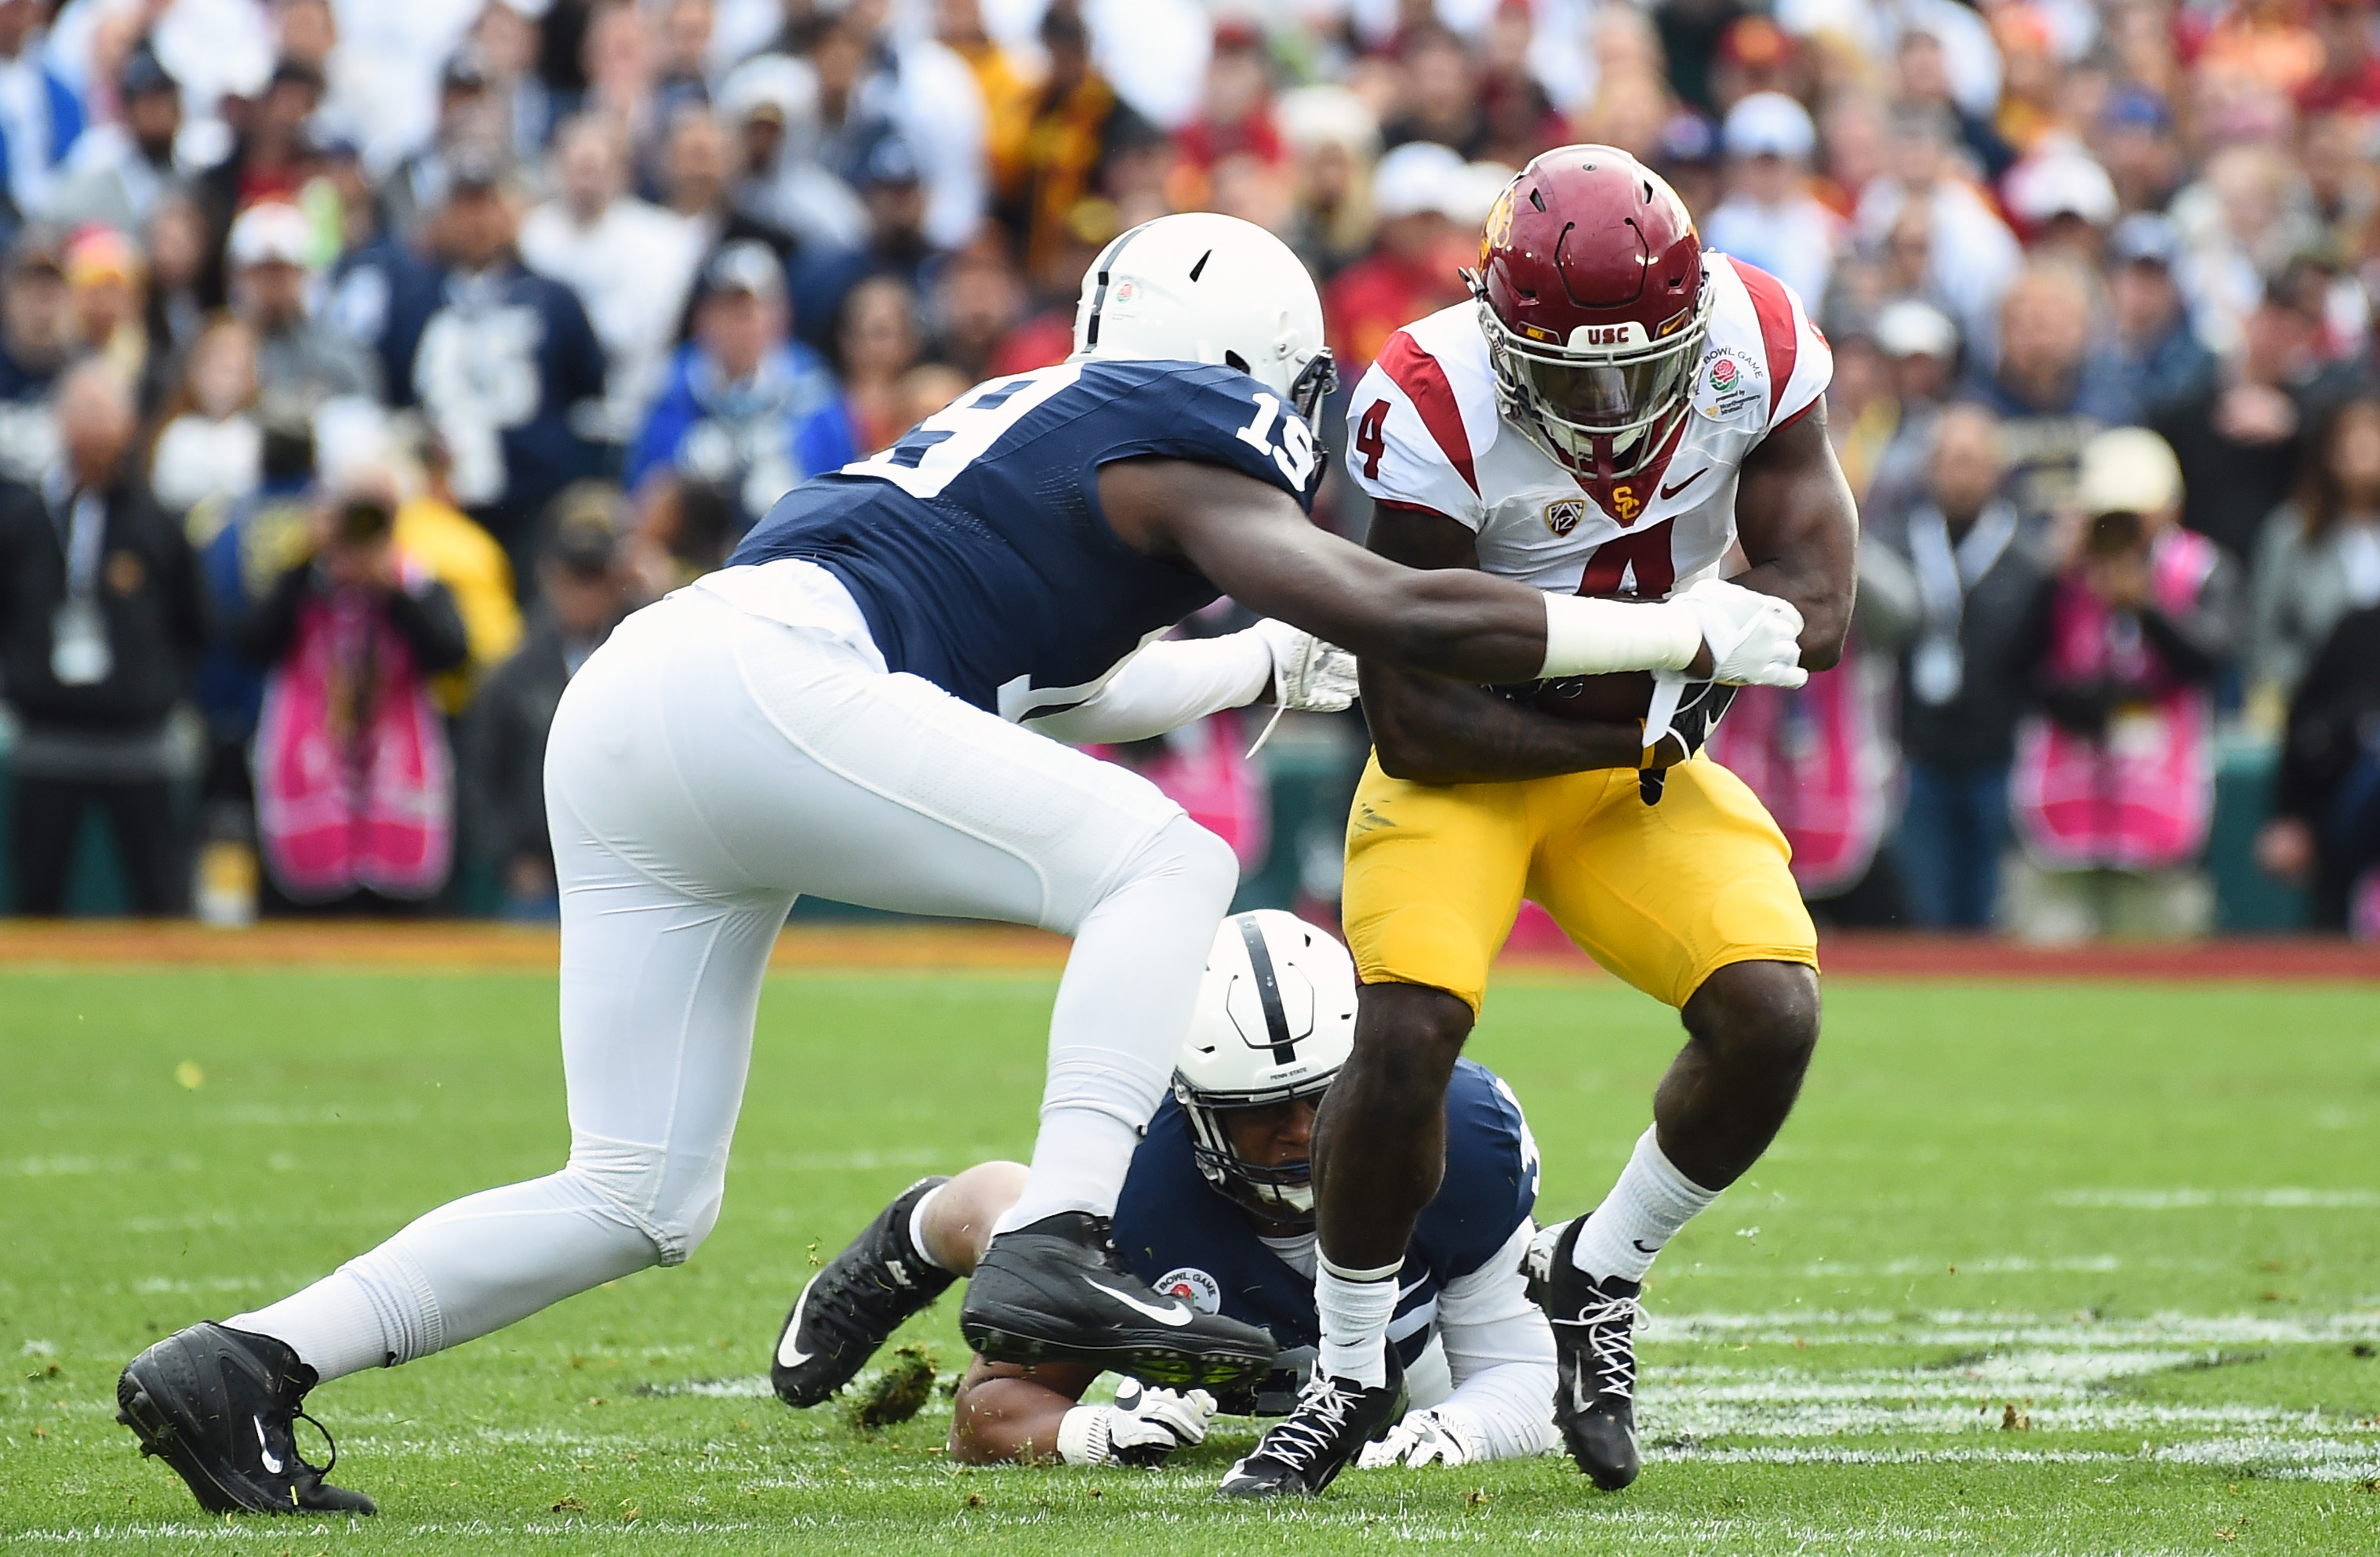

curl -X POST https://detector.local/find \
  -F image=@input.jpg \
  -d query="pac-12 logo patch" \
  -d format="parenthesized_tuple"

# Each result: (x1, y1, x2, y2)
(1544, 497, 1586, 536)
(1154, 1267, 1222, 1315)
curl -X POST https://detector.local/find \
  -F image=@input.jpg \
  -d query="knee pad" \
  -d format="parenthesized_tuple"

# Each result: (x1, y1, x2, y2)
(563, 1132, 728, 1266)
(1132, 813, 1241, 909)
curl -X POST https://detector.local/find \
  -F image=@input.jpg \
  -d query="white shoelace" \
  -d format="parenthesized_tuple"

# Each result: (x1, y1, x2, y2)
(1549, 1292, 1642, 1401)
(1259, 1373, 1362, 1465)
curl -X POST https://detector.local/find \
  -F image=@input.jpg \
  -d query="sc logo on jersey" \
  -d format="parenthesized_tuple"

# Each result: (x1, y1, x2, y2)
(1544, 497, 1586, 536)
(1154, 1267, 1222, 1315)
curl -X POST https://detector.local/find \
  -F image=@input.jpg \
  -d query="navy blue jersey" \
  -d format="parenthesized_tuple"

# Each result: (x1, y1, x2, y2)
(729, 358, 1323, 717)
(410, 264, 608, 524)
(1111, 1058, 1538, 1414)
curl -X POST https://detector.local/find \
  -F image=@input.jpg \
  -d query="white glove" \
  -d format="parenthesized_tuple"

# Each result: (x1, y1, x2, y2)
(1249, 618, 1359, 713)
(1356, 1405, 1481, 1468)
(1056, 1377, 1219, 1467)
(1672, 578, 1808, 688)
(1245, 619, 1359, 757)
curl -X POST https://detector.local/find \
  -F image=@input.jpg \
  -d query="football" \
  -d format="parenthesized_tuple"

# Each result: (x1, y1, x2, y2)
(1526, 670, 1655, 724)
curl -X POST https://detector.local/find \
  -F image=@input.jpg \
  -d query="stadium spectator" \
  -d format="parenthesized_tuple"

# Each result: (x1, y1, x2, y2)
(629, 241, 852, 529)
(320, 140, 444, 412)
(2155, 260, 2356, 567)
(1962, 262, 2138, 532)
(1275, 85, 1380, 282)
(999, 4, 1146, 290)
(389, 431, 522, 717)
(1876, 404, 2043, 930)
(834, 274, 924, 456)
(1704, 92, 1837, 316)
(1323, 141, 1468, 378)
(518, 114, 704, 448)
(923, 247, 1023, 383)
(409, 152, 608, 569)
(383, 51, 500, 242)
(2245, 394, 2380, 711)
(2011, 429, 2236, 941)
(64, 226, 159, 411)
(715, 53, 869, 255)
(0, 228, 67, 481)
(1857, 298, 1964, 530)
(1855, 103, 2022, 361)
(2259, 601, 2380, 935)
(659, 104, 796, 269)
(2106, 214, 2218, 423)
(147, 318, 260, 517)
(191, 60, 323, 300)
(44, 44, 182, 234)
(463, 487, 637, 918)
(0, 358, 202, 914)
(227, 203, 380, 412)
(236, 466, 467, 911)
(788, 136, 941, 358)
(0, 0, 82, 232)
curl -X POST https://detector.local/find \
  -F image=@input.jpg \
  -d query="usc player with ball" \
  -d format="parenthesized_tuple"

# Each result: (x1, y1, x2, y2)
(1221, 148, 1858, 1497)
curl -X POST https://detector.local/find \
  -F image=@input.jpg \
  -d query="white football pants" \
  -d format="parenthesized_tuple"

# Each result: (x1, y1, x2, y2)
(231, 573, 1238, 1381)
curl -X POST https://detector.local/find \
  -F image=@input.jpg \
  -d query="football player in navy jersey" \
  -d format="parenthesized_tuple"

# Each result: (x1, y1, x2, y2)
(773, 913, 1556, 1477)
(118, 212, 1805, 1517)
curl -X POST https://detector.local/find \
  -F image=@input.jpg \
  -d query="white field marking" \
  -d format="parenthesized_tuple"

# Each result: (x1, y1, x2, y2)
(638, 1375, 777, 1398)
(754, 1146, 950, 1174)
(1684, 1255, 2132, 1279)
(2051, 1187, 2380, 1209)
(7, 1155, 199, 1176)
(1651, 1442, 2380, 1482)
(1641, 1309, 2380, 1347)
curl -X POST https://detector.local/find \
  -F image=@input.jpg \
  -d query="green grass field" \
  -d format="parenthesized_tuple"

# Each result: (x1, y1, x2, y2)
(3, 964, 2378, 1554)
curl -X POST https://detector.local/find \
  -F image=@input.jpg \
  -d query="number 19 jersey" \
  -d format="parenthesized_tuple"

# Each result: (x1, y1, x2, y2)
(729, 357, 1324, 720)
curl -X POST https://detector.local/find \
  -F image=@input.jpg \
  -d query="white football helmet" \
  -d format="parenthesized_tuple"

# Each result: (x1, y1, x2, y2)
(1070, 212, 1338, 432)
(1172, 909, 1358, 1226)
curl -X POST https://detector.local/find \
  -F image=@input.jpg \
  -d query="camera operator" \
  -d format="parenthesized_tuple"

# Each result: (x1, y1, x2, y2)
(236, 469, 469, 910)
(2009, 428, 2239, 939)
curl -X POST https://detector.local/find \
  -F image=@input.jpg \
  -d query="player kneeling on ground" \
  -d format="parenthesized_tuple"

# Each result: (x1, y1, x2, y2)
(774, 911, 1557, 1479)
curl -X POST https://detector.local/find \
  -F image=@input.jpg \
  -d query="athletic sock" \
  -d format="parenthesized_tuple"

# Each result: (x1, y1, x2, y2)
(227, 1244, 441, 1384)
(1315, 1256, 1401, 1388)
(1569, 1125, 1721, 1285)
(907, 1184, 950, 1273)
(993, 815, 1236, 1236)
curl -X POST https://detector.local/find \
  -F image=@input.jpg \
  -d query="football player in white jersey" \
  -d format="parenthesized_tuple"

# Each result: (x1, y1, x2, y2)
(1222, 148, 1860, 1497)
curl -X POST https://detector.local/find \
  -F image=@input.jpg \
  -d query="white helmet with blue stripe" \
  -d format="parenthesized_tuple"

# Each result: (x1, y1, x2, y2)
(1172, 909, 1358, 1226)
(1070, 212, 1337, 432)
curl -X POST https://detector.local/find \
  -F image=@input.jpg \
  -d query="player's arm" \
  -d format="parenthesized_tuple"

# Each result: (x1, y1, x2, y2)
(1355, 503, 1655, 784)
(947, 1358, 1099, 1464)
(950, 1359, 1219, 1467)
(1099, 459, 1796, 689)
(1731, 401, 1859, 673)
(1020, 622, 1352, 745)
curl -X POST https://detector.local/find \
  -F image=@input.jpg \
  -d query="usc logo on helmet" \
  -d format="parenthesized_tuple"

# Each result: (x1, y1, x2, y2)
(1482, 185, 1515, 258)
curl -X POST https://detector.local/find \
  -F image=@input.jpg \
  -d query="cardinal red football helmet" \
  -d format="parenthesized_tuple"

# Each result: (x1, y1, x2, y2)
(1470, 146, 1711, 480)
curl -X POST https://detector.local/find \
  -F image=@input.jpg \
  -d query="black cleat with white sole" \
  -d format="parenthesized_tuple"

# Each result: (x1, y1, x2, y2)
(773, 1174, 955, 1407)
(1215, 1345, 1406, 1498)
(116, 1323, 376, 1516)
(1525, 1215, 1645, 1490)
(958, 1210, 1277, 1389)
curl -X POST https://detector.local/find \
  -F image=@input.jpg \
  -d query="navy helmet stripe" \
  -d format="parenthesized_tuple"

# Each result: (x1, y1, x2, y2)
(1237, 916, 1296, 1065)
(1082, 222, 1152, 349)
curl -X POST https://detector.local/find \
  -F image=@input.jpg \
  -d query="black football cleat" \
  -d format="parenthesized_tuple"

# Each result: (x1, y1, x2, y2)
(958, 1210, 1277, 1390)
(116, 1323, 376, 1516)
(1215, 1345, 1407, 1498)
(773, 1174, 956, 1407)
(1526, 1217, 1645, 1490)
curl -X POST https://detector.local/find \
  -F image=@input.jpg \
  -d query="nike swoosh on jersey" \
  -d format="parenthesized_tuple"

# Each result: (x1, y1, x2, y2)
(776, 1279, 818, 1368)
(1084, 1276, 1195, 1327)
(1659, 469, 1706, 500)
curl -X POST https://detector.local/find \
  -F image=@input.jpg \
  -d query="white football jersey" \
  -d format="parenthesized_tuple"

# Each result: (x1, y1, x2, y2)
(1344, 255, 1832, 601)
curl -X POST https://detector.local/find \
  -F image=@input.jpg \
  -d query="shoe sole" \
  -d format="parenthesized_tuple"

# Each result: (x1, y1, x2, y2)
(959, 1308, 1275, 1390)
(116, 1368, 284, 1516)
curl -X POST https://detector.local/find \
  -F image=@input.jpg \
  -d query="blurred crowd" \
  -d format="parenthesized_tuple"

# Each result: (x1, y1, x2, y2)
(0, 0, 2378, 938)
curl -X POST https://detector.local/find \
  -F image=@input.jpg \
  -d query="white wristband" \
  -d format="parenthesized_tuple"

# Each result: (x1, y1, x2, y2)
(1055, 1404, 1114, 1466)
(1539, 593, 1702, 680)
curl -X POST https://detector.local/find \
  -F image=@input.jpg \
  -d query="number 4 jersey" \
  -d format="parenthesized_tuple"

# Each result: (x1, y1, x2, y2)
(729, 357, 1323, 719)
(1346, 256, 1830, 601)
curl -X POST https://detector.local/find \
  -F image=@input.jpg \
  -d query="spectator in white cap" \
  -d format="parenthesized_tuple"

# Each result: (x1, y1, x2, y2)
(227, 202, 380, 411)
(1276, 84, 1381, 279)
(1703, 91, 1840, 318)
(2003, 146, 2120, 263)
(1861, 298, 1966, 532)
(1321, 141, 1470, 376)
